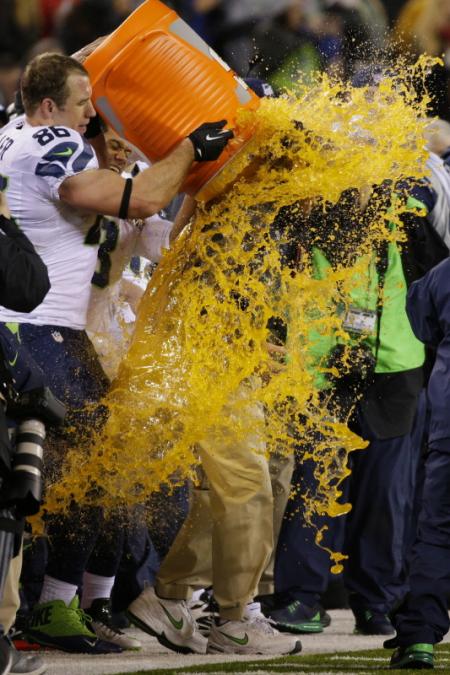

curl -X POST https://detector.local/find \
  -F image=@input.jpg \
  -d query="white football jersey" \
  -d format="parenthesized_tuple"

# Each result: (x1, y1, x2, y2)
(86, 211, 173, 378)
(0, 116, 99, 329)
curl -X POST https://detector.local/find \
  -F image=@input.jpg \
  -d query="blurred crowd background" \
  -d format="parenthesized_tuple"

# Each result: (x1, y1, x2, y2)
(1, 0, 450, 119)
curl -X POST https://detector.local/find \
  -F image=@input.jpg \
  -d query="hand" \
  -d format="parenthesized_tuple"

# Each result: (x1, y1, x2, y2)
(188, 120, 234, 162)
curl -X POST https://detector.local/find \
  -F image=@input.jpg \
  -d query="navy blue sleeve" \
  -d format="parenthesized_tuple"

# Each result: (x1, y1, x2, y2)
(411, 259, 450, 444)
(406, 270, 443, 346)
(410, 181, 437, 213)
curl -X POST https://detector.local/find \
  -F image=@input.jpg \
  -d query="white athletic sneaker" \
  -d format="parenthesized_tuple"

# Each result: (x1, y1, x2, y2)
(9, 639, 46, 675)
(91, 620, 141, 651)
(207, 603, 302, 655)
(86, 598, 141, 651)
(127, 587, 207, 654)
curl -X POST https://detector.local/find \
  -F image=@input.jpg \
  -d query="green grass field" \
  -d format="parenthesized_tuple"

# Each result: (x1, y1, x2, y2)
(113, 643, 450, 675)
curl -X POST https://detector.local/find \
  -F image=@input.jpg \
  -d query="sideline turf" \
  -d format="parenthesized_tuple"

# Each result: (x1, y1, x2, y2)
(112, 643, 450, 674)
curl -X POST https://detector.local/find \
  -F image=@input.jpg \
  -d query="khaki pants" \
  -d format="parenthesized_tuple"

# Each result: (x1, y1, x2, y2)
(258, 451, 295, 595)
(157, 386, 274, 621)
(0, 545, 22, 633)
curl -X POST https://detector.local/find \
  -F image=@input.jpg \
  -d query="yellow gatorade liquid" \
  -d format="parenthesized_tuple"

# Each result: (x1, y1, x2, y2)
(43, 59, 436, 569)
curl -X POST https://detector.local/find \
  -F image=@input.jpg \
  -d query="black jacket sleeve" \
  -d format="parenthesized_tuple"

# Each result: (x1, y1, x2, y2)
(0, 215, 50, 313)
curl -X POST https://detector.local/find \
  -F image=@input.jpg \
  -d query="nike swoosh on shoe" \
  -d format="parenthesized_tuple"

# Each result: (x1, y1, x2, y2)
(159, 604, 184, 630)
(218, 630, 249, 645)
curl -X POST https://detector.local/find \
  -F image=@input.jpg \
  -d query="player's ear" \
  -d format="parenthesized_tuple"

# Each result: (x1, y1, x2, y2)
(40, 97, 55, 119)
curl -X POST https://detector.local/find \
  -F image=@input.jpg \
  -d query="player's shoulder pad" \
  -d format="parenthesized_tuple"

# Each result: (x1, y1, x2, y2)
(30, 125, 95, 178)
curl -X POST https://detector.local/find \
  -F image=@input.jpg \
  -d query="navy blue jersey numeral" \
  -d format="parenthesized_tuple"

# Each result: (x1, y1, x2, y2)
(32, 126, 71, 146)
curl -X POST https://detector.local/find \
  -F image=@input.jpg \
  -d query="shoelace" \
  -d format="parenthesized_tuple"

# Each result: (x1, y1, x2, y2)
(247, 614, 279, 635)
(61, 607, 97, 634)
(92, 620, 124, 639)
(187, 599, 209, 613)
(187, 601, 212, 621)
(186, 600, 216, 637)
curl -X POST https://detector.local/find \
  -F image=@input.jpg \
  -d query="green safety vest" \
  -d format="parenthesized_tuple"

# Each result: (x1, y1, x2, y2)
(301, 196, 426, 386)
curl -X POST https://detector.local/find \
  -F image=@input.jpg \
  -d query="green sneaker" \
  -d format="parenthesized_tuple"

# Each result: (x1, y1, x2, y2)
(26, 596, 123, 653)
(390, 643, 434, 669)
(264, 600, 324, 634)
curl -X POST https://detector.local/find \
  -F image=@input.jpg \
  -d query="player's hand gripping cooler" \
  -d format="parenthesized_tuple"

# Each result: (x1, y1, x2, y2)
(84, 0, 260, 202)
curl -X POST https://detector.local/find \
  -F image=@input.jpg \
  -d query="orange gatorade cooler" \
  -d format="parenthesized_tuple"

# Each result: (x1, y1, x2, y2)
(84, 0, 261, 201)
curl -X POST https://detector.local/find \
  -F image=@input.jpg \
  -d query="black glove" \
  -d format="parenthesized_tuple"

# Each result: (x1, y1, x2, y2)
(188, 120, 234, 162)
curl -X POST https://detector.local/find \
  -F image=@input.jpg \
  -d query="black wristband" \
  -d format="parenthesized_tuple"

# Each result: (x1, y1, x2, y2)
(119, 178, 133, 219)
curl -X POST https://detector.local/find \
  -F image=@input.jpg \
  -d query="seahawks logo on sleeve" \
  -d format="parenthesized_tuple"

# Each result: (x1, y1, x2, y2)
(33, 126, 94, 178)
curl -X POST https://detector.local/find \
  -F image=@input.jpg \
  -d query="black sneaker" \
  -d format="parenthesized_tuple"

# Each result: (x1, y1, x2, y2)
(389, 643, 434, 669)
(354, 608, 395, 635)
(86, 598, 141, 651)
(263, 600, 323, 634)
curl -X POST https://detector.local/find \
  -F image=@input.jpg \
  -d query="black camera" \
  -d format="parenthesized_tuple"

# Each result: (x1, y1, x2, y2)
(2, 387, 65, 516)
(0, 339, 66, 516)
(6, 386, 66, 427)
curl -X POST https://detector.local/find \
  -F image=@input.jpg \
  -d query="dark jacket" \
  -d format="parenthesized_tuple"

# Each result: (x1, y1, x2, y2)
(0, 214, 50, 313)
(0, 213, 50, 478)
(407, 258, 450, 450)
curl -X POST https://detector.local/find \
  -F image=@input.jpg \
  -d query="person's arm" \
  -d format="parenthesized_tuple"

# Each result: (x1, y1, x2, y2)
(59, 121, 233, 218)
(170, 195, 197, 243)
(59, 138, 194, 217)
(418, 263, 450, 449)
(0, 194, 50, 312)
(406, 266, 445, 347)
(71, 35, 107, 64)
(133, 195, 197, 262)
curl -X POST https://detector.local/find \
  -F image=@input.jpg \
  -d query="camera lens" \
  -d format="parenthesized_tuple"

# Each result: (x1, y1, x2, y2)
(5, 419, 46, 516)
